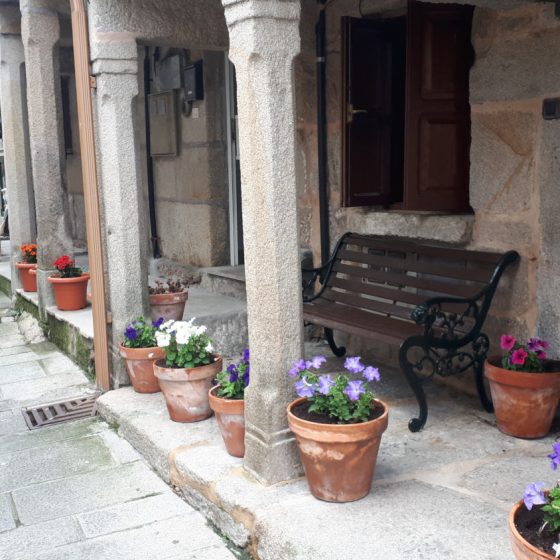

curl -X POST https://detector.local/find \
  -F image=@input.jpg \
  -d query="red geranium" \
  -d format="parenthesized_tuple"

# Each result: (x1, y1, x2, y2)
(53, 255, 74, 271)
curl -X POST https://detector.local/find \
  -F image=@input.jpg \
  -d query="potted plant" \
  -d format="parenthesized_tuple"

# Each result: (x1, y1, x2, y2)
(119, 317, 165, 393)
(153, 318, 221, 422)
(509, 443, 560, 559)
(209, 348, 250, 458)
(48, 255, 90, 311)
(15, 244, 37, 292)
(149, 279, 188, 322)
(485, 335, 560, 438)
(287, 355, 388, 503)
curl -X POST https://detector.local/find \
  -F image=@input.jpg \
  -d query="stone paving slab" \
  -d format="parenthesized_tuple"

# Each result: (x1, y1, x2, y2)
(0, 324, 237, 559)
(96, 355, 548, 560)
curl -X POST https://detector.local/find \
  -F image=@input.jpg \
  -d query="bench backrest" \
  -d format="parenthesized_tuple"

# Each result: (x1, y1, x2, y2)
(321, 233, 516, 327)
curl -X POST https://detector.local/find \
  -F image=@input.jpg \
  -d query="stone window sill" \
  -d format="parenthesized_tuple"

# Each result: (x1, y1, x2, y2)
(338, 208, 474, 245)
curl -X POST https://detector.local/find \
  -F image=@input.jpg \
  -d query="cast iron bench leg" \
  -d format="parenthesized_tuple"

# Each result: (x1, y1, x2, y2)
(324, 328, 346, 357)
(474, 358, 494, 413)
(399, 338, 429, 432)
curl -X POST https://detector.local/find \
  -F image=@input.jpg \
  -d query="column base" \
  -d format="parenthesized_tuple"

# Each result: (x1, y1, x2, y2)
(243, 423, 303, 485)
(35, 268, 55, 319)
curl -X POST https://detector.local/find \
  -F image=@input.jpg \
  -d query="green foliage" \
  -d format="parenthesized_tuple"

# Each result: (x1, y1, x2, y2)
(543, 486, 560, 533)
(122, 317, 159, 349)
(156, 320, 215, 369)
(215, 350, 250, 400)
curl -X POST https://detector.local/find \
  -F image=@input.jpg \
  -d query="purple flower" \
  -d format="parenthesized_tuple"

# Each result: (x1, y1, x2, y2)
(523, 482, 547, 510)
(289, 358, 307, 377)
(363, 366, 380, 382)
(306, 356, 327, 370)
(317, 375, 335, 395)
(242, 348, 250, 362)
(295, 376, 316, 398)
(344, 379, 366, 401)
(549, 442, 560, 471)
(527, 338, 541, 352)
(344, 356, 365, 374)
(227, 363, 239, 382)
(242, 371, 249, 386)
(152, 317, 164, 329)
(125, 326, 138, 340)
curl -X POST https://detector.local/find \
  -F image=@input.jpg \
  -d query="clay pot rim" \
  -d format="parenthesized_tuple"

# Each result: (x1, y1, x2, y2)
(15, 262, 37, 269)
(509, 499, 555, 559)
(118, 342, 165, 359)
(287, 397, 389, 442)
(208, 385, 245, 414)
(148, 291, 188, 303)
(485, 357, 560, 389)
(154, 355, 223, 382)
(48, 273, 90, 284)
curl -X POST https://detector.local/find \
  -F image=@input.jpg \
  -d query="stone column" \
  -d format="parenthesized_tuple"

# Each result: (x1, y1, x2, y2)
(90, 38, 149, 386)
(222, 0, 304, 484)
(0, 4, 36, 293)
(20, 0, 73, 314)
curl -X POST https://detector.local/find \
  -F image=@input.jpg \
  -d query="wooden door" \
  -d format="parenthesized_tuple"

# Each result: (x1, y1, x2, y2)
(341, 17, 404, 208)
(404, 1, 473, 212)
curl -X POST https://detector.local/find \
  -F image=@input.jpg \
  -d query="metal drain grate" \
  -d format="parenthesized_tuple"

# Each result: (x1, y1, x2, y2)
(22, 394, 100, 430)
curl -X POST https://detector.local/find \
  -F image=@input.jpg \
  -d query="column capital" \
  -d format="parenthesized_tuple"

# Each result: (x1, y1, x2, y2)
(90, 32, 138, 75)
(221, 0, 300, 59)
(20, 3, 59, 49)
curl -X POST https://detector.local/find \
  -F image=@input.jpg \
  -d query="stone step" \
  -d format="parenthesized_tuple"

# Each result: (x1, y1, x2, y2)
(184, 286, 247, 357)
(199, 265, 246, 299)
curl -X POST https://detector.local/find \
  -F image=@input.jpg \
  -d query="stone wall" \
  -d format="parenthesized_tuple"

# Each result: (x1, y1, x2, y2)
(293, 0, 559, 384)
(149, 49, 229, 268)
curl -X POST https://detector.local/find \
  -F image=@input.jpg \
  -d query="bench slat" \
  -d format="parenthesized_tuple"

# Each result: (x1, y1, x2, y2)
(322, 289, 415, 320)
(334, 263, 479, 298)
(345, 234, 502, 265)
(328, 276, 427, 307)
(303, 300, 422, 344)
(338, 249, 492, 283)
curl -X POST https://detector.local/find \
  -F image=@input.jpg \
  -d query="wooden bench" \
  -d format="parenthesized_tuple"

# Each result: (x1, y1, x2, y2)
(302, 232, 519, 431)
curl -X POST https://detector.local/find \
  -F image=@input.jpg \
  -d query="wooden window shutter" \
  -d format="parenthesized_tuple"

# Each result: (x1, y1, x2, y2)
(341, 17, 397, 208)
(404, 1, 473, 212)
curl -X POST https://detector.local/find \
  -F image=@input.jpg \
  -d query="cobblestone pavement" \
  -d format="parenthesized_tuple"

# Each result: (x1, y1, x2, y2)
(0, 293, 237, 560)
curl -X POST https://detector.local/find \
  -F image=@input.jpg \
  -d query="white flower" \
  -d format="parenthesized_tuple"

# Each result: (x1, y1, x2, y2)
(175, 330, 191, 345)
(155, 332, 171, 348)
(553, 543, 560, 558)
(161, 320, 175, 332)
(206, 342, 213, 353)
(195, 325, 207, 336)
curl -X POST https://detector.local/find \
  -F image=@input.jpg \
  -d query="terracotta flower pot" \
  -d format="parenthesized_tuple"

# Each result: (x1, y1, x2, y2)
(119, 343, 165, 394)
(154, 356, 222, 422)
(485, 357, 560, 439)
(48, 274, 90, 311)
(287, 397, 389, 502)
(16, 262, 37, 292)
(208, 386, 245, 458)
(149, 291, 188, 322)
(509, 499, 555, 559)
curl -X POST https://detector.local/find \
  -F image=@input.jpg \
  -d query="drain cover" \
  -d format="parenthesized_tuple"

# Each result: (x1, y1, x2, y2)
(22, 394, 100, 430)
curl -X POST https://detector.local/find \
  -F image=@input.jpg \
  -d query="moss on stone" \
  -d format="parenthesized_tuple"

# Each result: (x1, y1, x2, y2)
(0, 274, 11, 297)
(15, 294, 41, 321)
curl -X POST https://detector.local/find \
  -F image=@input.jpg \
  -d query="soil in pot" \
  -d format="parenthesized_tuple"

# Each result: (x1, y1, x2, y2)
(149, 291, 188, 322)
(287, 397, 388, 503)
(208, 386, 245, 458)
(485, 357, 560, 439)
(154, 356, 222, 422)
(48, 274, 90, 311)
(510, 500, 557, 559)
(16, 263, 37, 292)
(119, 344, 164, 394)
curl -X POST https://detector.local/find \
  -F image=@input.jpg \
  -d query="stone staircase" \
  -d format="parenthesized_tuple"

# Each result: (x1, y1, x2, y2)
(185, 266, 248, 358)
